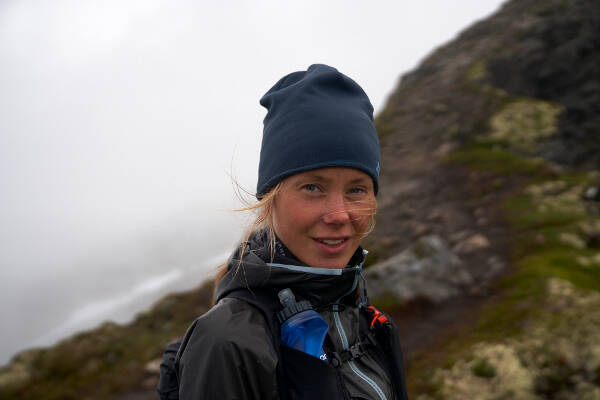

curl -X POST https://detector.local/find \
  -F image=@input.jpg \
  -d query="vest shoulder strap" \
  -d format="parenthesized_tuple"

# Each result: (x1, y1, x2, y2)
(361, 305, 409, 400)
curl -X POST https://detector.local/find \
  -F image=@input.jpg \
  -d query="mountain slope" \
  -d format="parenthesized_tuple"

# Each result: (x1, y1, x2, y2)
(1, 0, 599, 398)
(366, 0, 600, 397)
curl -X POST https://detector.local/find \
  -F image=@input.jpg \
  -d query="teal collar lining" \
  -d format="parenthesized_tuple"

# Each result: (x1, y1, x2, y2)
(265, 263, 344, 276)
(265, 249, 368, 277)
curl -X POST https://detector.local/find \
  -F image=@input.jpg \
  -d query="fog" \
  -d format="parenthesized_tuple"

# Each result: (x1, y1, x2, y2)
(0, 0, 505, 364)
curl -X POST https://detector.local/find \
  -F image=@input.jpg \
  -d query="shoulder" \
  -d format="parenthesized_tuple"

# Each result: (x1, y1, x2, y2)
(193, 297, 274, 341)
(179, 297, 277, 365)
(177, 298, 280, 399)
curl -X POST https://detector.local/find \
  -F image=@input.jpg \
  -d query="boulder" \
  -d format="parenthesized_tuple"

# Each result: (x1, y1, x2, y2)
(582, 185, 600, 201)
(365, 235, 473, 304)
(453, 233, 491, 254)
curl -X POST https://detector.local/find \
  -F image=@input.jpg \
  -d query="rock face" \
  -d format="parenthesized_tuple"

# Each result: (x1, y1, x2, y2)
(368, 0, 600, 270)
(487, 0, 600, 168)
(365, 235, 473, 304)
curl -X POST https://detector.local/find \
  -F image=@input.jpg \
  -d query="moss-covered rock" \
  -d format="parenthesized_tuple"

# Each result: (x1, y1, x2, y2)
(419, 278, 600, 400)
(488, 99, 563, 151)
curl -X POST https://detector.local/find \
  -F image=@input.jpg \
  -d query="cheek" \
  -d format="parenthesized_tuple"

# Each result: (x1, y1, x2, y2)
(273, 195, 311, 230)
(274, 199, 324, 237)
(350, 199, 376, 229)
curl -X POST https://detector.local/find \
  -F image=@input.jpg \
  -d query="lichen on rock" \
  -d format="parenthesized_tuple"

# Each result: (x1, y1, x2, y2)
(420, 278, 600, 399)
(488, 99, 563, 151)
(524, 180, 586, 215)
(422, 343, 535, 400)
(558, 232, 587, 249)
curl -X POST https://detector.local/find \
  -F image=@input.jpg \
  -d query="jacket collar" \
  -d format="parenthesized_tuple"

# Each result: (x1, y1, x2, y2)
(214, 229, 366, 308)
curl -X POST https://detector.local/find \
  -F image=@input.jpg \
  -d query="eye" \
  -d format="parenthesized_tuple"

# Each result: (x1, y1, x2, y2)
(348, 187, 367, 195)
(302, 184, 320, 192)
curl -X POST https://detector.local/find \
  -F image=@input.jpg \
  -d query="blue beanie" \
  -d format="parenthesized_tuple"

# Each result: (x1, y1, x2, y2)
(257, 64, 380, 197)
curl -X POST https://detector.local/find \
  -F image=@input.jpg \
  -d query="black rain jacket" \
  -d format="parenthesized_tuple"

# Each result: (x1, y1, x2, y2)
(174, 231, 408, 400)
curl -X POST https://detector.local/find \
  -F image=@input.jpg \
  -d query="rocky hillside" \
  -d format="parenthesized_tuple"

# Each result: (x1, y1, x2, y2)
(365, 0, 600, 397)
(1, 0, 599, 398)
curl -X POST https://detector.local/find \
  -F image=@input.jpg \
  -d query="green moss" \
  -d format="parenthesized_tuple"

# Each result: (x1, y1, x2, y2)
(520, 250, 600, 293)
(492, 178, 504, 191)
(465, 60, 488, 83)
(471, 358, 496, 378)
(443, 142, 547, 176)
(505, 193, 584, 232)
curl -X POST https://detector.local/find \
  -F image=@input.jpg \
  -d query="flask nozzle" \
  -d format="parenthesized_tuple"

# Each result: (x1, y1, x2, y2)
(278, 288, 296, 308)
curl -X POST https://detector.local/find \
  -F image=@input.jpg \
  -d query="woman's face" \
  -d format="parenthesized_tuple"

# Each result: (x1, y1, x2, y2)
(272, 167, 376, 269)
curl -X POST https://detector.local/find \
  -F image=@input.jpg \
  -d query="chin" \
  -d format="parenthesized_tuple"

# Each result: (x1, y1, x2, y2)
(307, 255, 353, 269)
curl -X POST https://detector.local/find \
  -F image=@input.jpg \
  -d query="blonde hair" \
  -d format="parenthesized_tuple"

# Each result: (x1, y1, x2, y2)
(213, 182, 283, 287)
(234, 181, 284, 269)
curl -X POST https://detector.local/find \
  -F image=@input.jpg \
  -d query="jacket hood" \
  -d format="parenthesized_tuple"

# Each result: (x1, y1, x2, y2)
(214, 230, 367, 308)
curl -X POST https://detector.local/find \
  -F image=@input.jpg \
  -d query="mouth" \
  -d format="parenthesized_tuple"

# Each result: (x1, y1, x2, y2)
(313, 237, 349, 249)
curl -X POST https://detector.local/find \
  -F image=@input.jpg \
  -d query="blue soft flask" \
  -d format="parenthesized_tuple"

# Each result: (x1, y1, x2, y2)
(277, 288, 329, 361)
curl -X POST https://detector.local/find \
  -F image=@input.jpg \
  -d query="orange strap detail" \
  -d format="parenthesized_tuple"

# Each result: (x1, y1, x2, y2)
(366, 305, 388, 328)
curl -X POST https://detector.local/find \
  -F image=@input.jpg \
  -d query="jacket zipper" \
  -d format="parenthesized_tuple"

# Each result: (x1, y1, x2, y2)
(333, 262, 388, 400)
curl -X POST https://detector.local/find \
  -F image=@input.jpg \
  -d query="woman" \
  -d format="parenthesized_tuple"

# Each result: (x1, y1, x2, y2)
(161, 64, 408, 400)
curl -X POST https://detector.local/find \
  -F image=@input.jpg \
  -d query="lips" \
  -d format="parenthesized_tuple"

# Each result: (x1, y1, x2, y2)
(313, 237, 350, 252)
(319, 239, 345, 245)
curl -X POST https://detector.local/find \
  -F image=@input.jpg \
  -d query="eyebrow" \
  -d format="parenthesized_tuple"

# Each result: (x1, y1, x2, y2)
(306, 174, 329, 182)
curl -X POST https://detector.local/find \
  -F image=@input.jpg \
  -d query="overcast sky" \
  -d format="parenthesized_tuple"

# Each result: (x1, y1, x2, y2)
(0, 0, 506, 364)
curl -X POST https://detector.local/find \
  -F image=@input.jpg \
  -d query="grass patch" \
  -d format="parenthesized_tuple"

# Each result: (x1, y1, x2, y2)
(504, 194, 584, 231)
(520, 250, 600, 292)
(443, 142, 547, 176)
(471, 358, 496, 378)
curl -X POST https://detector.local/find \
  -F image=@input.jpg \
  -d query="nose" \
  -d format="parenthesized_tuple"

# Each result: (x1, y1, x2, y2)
(321, 193, 351, 225)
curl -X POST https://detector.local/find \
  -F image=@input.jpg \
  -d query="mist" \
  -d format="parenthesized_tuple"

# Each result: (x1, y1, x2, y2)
(0, 0, 505, 364)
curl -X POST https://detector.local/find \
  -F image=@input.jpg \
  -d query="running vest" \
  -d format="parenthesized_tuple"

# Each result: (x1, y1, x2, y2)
(157, 288, 408, 400)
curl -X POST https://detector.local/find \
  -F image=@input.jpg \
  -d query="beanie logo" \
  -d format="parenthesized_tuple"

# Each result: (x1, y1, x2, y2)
(376, 162, 380, 176)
